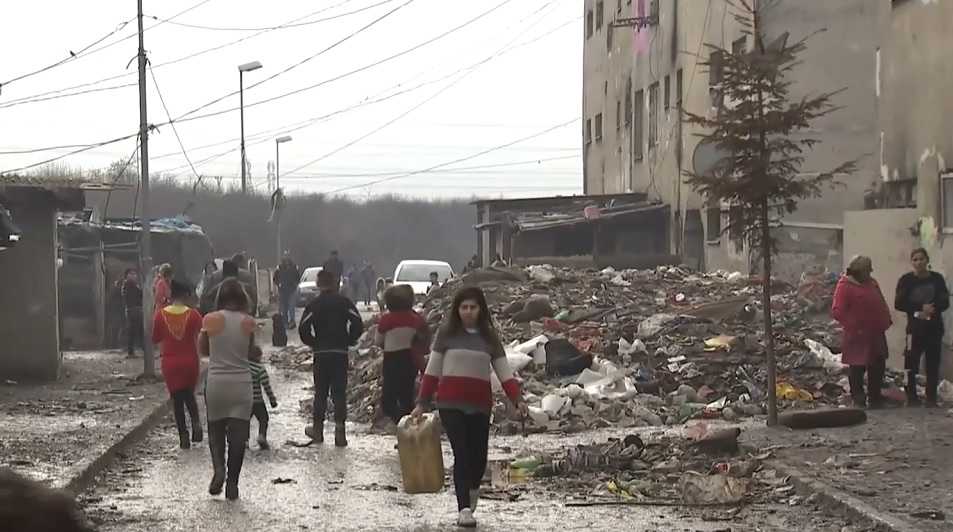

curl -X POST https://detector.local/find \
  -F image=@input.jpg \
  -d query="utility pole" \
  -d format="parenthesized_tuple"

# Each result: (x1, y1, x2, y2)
(137, 0, 155, 377)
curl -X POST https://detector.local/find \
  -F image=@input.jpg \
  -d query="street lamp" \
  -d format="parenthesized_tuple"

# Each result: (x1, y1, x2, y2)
(275, 135, 292, 265)
(238, 61, 263, 194)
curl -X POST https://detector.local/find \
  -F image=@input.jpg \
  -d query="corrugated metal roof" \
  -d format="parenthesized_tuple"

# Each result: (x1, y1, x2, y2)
(0, 174, 131, 190)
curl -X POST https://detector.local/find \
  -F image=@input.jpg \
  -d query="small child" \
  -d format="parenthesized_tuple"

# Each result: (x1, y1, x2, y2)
(376, 285, 431, 426)
(249, 345, 278, 449)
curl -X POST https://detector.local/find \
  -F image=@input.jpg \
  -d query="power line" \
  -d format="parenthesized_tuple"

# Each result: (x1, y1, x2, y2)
(283, 2, 566, 176)
(0, 131, 142, 176)
(0, 16, 135, 91)
(0, 0, 369, 109)
(0, 0, 214, 94)
(283, 155, 579, 179)
(148, 0, 401, 31)
(171, 0, 414, 124)
(148, 63, 199, 183)
(323, 118, 578, 194)
(165, 0, 515, 127)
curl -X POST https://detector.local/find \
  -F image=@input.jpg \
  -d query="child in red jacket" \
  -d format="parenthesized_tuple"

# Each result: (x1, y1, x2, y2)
(375, 285, 431, 424)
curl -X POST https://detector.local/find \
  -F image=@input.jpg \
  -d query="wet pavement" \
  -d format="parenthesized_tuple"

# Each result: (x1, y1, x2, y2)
(0, 350, 166, 486)
(745, 406, 953, 532)
(81, 352, 863, 532)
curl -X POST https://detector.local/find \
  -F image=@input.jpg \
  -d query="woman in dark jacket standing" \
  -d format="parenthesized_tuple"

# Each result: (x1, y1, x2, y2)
(895, 248, 950, 407)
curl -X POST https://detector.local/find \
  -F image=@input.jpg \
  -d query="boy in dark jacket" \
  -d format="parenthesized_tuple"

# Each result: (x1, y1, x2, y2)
(299, 270, 364, 446)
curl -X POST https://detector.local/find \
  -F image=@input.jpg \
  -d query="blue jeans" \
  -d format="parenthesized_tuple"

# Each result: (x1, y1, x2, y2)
(279, 290, 297, 326)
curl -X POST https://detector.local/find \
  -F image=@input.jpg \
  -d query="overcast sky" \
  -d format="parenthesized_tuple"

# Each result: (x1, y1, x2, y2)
(0, 0, 582, 200)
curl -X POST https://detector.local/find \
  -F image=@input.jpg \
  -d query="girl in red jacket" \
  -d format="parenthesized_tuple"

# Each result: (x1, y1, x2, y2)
(832, 255, 893, 408)
(152, 280, 203, 448)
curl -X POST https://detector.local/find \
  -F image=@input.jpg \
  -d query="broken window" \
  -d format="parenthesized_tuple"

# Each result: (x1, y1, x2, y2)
(648, 82, 659, 148)
(729, 206, 744, 253)
(586, 10, 594, 39)
(709, 50, 724, 108)
(664, 75, 671, 111)
(585, 118, 592, 145)
(596, 1, 604, 29)
(595, 113, 603, 142)
(676, 68, 683, 108)
(624, 77, 632, 125)
(943, 174, 953, 230)
(706, 206, 722, 243)
(634, 89, 644, 160)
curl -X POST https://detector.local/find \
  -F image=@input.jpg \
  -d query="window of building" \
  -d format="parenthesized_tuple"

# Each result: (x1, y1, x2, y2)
(942, 174, 953, 230)
(648, 82, 659, 147)
(595, 113, 603, 142)
(585, 118, 592, 145)
(624, 77, 632, 125)
(709, 50, 724, 108)
(649, 0, 659, 20)
(616, 100, 622, 131)
(732, 37, 747, 57)
(676, 68, 683, 107)
(729, 206, 744, 253)
(586, 10, 594, 39)
(664, 75, 671, 111)
(634, 89, 644, 160)
(596, 2, 604, 29)
(617, 0, 623, 14)
(706, 206, 722, 243)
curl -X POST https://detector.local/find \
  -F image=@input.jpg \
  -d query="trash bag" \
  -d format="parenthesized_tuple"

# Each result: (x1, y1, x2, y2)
(637, 313, 678, 338)
(545, 338, 593, 377)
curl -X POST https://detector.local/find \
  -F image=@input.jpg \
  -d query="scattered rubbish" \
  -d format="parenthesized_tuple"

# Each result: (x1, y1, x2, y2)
(776, 382, 814, 402)
(271, 477, 296, 484)
(938, 380, 953, 404)
(803, 339, 844, 371)
(680, 472, 749, 504)
(910, 510, 946, 521)
(704, 335, 738, 352)
(545, 339, 593, 377)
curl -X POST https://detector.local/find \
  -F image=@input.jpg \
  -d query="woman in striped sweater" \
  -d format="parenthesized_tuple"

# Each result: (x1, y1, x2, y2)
(412, 286, 528, 528)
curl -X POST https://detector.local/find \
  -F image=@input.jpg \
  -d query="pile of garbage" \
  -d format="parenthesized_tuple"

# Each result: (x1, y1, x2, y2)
(273, 263, 911, 428)
(494, 425, 805, 507)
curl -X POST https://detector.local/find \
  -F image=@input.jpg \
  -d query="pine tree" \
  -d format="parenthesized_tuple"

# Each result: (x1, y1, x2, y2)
(683, 0, 857, 426)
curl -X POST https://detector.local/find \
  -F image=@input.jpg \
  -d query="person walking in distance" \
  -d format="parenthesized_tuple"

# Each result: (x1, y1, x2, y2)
(299, 270, 364, 446)
(375, 285, 430, 427)
(152, 281, 203, 449)
(831, 255, 893, 408)
(199, 279, 256, 500)
(412, 286, 528, 528)
(322, 250, 344, 282)
(153, 263, 174, 314)
(273, 256, 300, 329)
(248, 344, 278, 449)
(361, 260, 376, 307)
(121, 268, 144, 358)
(895, 248, 950, 407)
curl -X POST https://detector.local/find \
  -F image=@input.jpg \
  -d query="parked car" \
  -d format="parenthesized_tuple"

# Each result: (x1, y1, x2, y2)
(297, 266, 346, 306)
(378, 260, 454, 304)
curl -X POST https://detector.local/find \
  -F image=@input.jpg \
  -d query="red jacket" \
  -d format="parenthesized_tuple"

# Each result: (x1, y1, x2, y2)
(152, 305, 202, 393)
(831, 276, 892, 366)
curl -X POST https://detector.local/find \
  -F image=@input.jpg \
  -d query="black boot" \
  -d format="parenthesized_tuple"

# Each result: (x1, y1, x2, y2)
(208, 422, 226, 495)
(179, 431, 191, 450)
(192, 425, 203, 443)
(335, 422, 348, 448)
(305, 416, 324, 443)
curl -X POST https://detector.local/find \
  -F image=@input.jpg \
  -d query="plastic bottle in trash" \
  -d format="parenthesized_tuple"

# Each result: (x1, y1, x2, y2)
(397, 413, 445, 494)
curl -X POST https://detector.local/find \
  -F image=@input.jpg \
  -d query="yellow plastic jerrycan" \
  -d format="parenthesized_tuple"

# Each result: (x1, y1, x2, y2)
(397, 413, 445, 494)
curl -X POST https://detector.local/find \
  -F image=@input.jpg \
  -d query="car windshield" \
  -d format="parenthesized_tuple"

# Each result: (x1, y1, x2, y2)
(396, 264, 452, 282)
(300, 268, 321, 283)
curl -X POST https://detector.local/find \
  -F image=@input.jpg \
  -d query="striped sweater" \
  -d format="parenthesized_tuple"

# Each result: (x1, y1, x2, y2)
(417, 327, 521, 414)
(375, 310, 430, 354)
(249, 360, 277, 405)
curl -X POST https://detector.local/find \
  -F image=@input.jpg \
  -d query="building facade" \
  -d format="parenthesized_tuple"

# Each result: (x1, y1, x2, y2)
(582, 0, 882, 276)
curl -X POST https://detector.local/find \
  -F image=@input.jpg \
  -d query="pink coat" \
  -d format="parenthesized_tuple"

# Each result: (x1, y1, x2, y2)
(831, 276, 892, 366)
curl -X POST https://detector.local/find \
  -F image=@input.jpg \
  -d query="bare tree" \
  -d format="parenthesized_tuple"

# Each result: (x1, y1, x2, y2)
(682, 0, 857, 425)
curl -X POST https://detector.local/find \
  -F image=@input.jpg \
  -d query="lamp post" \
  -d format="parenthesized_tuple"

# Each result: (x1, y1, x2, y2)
(275, 135, 292, 265)
(238, 61, 262, 194)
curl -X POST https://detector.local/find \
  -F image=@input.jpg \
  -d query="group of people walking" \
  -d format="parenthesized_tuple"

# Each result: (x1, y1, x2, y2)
(832, 248, 950, 408)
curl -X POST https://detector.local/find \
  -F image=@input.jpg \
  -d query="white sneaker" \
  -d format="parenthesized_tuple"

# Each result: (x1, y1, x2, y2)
(456, 508, 476, 528)
(469, 488, 480, 511)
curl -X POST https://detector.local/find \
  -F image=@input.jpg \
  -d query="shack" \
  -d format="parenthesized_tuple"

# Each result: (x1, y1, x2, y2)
(474, 193, 673, 269)
(0, 176, 119, 380)
(58, 213, 213, 350)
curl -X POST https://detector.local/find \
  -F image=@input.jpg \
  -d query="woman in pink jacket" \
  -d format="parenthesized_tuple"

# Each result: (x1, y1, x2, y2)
(831, 255, 893, 408)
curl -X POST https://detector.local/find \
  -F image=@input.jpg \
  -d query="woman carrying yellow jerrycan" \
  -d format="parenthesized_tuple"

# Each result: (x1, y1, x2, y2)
(409, 286, 528, 529)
